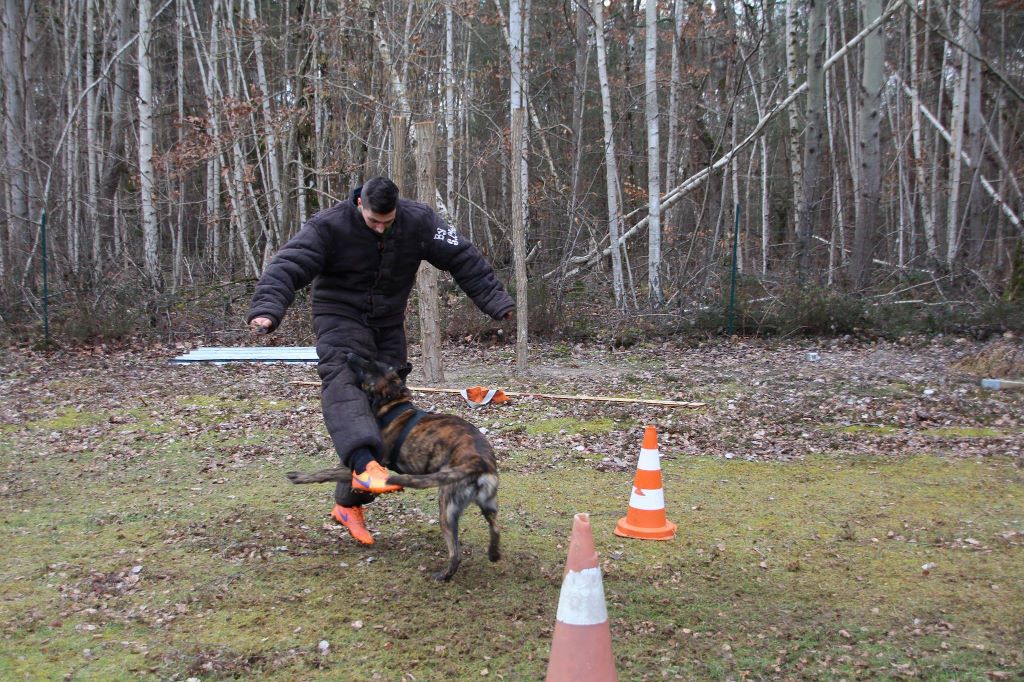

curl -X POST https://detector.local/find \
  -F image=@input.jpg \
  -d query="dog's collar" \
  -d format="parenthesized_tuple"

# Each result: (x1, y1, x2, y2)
(377, 401, 428, 468)
(378, 401, 418, 430)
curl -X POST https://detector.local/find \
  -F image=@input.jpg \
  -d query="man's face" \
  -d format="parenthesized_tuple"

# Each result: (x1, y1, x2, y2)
(358, 197, 397, 234)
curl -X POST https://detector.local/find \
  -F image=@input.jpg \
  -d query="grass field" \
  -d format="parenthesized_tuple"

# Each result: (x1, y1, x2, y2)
(1, 339, 1021, 680)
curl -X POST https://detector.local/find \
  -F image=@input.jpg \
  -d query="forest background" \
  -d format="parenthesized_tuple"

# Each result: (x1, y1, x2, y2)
(1, 0, 1023, 349)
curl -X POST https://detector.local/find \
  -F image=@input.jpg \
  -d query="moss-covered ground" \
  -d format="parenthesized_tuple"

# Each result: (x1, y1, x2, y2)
(1, 339, 1021, 680)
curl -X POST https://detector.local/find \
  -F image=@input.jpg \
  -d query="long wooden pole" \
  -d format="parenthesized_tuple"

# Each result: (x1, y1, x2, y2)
(287, 381, 705, 408)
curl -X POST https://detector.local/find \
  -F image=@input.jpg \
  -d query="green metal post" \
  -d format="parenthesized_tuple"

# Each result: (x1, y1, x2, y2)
(726, 203, 740, 336)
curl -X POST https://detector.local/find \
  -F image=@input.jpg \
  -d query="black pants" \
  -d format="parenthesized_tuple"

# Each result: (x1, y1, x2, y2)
(313, 314, 408, 507)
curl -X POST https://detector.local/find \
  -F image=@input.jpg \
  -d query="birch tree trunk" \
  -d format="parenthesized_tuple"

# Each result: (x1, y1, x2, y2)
(570, 0, 589, 223)
(644, 0, 663, 307)
(838, 4, 861, 230)
(414, 121, 446, 385)
(222, 2, 259, 277)
(593, 0, 625, 308)
(747, 13, 771, 275)
(511, 106, 529, 373)
(963, 0, 983, 266)
(138, 0, 161, 289)
(785, 0, 804, 247)
(3, 0, 29, 279)
(796, 0, 827, 283)
(664, 0, 685, 255)
(201, 0, 222, 269)
(98, 0, 133, 255)
(63, 1, 79, 275)
(945, 0, 969, 269)
(174, 0, 186, 290)
(824, 5, 847, 281)
(850, 0, 884, 291)
(515, 0, 531, 244)
(445, 0, 455, 215)
(509, 0, 529, 373)
(491, 0, 556, 182)
(85, 0, 100, 277)
(246, 0, 284, 268)
(908, 6, 939, 264)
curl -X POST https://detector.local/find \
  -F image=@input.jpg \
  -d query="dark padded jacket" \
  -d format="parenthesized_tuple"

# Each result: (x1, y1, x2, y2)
(247, 189, 514, 330)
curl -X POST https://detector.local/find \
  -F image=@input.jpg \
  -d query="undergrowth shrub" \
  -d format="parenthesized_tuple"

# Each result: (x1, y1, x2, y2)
(4, 263, 1022, 348)
(776, 286, 869, 336)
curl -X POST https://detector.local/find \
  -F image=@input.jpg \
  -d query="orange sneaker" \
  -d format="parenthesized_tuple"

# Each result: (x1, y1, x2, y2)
(332, 504, 374, 545)
(351, 461, 403, 494)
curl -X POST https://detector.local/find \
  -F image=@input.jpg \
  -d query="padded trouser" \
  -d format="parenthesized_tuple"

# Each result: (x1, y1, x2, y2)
(313, 315, 408, 507)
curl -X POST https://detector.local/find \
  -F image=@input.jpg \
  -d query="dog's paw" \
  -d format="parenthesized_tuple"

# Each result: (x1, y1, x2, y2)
(432, 570, 454, 582)
(285, 471, 305, 483)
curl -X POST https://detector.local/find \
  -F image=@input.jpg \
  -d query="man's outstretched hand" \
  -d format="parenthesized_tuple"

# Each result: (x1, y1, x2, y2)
(249, 317, 273, 335)
(502, 309, 514, 322)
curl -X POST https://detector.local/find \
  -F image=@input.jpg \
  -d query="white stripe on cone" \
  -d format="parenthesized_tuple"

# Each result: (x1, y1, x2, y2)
(459, 388, 498, 406)
(627, 487, 665, 511)
(554, 567, 609, 626)
(637, 448, 661, 470)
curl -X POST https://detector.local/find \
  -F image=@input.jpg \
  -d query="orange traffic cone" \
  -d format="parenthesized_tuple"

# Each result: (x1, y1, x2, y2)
(614, 426, 677, 540)
(545, 513, 617, 682)
(460, 385, 509, 406)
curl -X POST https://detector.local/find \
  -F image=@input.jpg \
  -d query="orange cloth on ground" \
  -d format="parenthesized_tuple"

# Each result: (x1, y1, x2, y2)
(461, 385, 509, 405)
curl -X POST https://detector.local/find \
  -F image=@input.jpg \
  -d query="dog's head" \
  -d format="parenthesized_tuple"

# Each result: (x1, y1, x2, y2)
(347, 353, 411, 411)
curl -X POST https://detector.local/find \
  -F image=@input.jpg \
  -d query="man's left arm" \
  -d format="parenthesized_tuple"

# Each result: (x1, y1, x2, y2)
(424, 214, 515, 321)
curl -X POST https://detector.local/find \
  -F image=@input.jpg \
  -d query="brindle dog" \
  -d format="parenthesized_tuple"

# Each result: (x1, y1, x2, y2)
(286, 354, 501, 581)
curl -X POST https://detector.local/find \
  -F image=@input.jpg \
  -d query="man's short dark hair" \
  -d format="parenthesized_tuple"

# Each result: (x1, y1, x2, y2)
(362, 177, 400, 213)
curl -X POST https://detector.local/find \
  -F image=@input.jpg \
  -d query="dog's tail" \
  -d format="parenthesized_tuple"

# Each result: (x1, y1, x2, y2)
(285, 466, 352, 484)
(286, 465, 491, 489)
(386, 466, 486, 489)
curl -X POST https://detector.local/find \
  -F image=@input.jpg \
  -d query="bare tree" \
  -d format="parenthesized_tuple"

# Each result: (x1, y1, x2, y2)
(247, 0, 285, 268)
(785, 0, 804, 247)
(907, 5, 939, 264)
(138, 0, 161, 288)
(796, 0, 827, 283)
(510, 0, 529, 372)
(664, 0, 687, 259)
(445, 0, 456, 215)
(414, 121, 446, 385)
(592, 0, 625, 308)
(945, 0, 970, 269)
(644, 0, 663, 307)
(962, 0, 983, 266)
(3, 0, 30, 280)
(851, 0, 885, 290)
(569, 0, 590, 246)
(98, 0, 134, 263)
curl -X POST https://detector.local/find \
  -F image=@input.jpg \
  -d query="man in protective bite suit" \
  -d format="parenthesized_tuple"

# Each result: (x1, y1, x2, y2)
(248, 176, 514, 545)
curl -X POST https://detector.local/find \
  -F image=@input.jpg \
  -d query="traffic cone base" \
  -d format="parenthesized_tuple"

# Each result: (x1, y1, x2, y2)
(614, 515, 677, 540)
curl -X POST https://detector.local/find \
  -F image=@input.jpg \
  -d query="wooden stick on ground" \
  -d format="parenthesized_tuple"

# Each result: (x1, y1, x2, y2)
(287, 381, 705, 408)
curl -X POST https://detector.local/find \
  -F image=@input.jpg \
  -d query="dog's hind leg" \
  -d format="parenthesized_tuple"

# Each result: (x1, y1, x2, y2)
(434, 484, 474, 581)
(476, 474, 501, 563)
